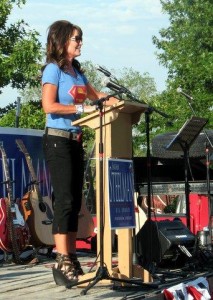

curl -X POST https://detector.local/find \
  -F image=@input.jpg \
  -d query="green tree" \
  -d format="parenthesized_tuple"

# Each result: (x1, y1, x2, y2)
(116, 68, 162, 156)
(0, 100, 45, 129)
(152, 0, 213, 130)
(0, 0, 42, 92)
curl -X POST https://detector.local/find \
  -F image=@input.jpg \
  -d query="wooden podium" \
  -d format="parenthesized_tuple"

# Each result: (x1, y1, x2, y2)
(73, 100, 147, 279)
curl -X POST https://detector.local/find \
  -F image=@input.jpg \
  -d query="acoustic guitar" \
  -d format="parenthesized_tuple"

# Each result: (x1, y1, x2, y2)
(16, 139, 94, 245)
(0, 144, 30, 261)
(77, 151, 95, 239)
(77, 196, 95, 239)
(15, 139, 54, 247)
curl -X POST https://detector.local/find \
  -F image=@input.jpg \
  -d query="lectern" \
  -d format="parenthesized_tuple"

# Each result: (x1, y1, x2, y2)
(73, 100, 147, 278)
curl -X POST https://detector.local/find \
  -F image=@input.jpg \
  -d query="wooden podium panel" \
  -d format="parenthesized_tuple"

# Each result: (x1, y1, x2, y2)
(73, 100, 147, 278)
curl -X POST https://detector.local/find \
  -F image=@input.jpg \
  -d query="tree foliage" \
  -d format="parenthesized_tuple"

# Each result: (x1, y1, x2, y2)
(0, 0, 42, 92)
(0, 100, 45, 129)
(152, 0, 213, 130)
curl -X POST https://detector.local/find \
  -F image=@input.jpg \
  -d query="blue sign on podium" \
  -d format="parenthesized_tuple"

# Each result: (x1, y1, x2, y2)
(108, 159, 135, 229)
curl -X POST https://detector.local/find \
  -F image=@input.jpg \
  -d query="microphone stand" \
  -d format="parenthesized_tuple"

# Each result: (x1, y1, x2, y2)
(69, 92, 154, 295)
(183, 96, 213, 244)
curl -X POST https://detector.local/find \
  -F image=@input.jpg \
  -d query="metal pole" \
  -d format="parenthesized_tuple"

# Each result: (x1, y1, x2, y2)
(15, 97, 21, 128)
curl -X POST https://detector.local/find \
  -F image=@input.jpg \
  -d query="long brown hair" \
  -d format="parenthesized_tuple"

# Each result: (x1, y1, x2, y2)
(44, 20, 83, 73)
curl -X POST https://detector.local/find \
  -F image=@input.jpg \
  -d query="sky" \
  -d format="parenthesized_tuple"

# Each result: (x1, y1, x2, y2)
(0, 0, 170, 108)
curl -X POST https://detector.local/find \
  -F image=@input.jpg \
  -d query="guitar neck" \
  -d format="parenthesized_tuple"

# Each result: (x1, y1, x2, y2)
(16, 140, 43, 201)
(0, 146, 15, 208)
(26, 155, 42, 197)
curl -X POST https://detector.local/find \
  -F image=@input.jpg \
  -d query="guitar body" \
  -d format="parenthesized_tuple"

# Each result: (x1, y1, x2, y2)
(27, 192, 94, 245)
(20, 191, 32, 221)
(10, 201, 31, 251)
(0, 198, 10, 252)
(14, 223, 31, 252)
(16, 139, 54, 247)
(26, 191, 54, 247)
(0, 198, 30, 252)
(77, 198, 94, 239)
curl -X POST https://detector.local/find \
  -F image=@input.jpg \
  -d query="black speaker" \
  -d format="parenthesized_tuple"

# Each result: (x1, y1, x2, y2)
(136, 219, 195, 270)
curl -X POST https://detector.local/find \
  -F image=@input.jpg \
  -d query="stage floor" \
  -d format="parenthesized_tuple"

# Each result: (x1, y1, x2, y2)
(0, 251, 213, 300)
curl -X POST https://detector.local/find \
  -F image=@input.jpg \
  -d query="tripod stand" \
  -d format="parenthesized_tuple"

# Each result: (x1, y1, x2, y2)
(166, 116, 208, 229)
(70, 96, 153, 295)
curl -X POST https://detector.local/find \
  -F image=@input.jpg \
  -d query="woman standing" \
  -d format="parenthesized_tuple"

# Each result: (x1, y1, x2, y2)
(42, 20, 119, 287)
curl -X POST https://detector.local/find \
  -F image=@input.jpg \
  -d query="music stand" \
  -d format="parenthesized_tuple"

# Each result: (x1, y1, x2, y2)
(166, 116, 208, 229)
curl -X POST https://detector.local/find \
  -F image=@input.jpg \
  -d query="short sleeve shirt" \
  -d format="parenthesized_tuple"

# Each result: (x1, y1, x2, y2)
(42, 63, 88, 132)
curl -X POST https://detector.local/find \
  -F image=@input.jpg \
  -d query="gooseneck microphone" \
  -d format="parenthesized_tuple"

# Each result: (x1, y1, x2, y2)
(95, 65, 112, 77)
(177, 87, 193, 101)
(102, 77, 131, 95)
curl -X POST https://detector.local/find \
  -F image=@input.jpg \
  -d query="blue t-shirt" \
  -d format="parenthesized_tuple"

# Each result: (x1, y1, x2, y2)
(42, 63, 88, 133)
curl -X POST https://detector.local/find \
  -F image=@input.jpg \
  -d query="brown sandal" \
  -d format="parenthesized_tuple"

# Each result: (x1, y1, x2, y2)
(52, 253, 78, 288)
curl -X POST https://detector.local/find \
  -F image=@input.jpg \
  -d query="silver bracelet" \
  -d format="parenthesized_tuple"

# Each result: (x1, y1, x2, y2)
(75, 105, 84, 115)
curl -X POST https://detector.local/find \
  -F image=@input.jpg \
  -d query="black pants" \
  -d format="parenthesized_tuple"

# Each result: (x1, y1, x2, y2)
(42, 134, 84, 234)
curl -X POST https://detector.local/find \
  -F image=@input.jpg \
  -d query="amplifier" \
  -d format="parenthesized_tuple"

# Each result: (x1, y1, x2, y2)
(136, 219, 195, 269)
(156, 219, 195, 245)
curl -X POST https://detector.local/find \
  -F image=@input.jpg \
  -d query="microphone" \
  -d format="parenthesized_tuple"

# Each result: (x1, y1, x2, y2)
(96, 65, 112, 77)
(177, 87, 193, 101)
(102, 77, 131, 95)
